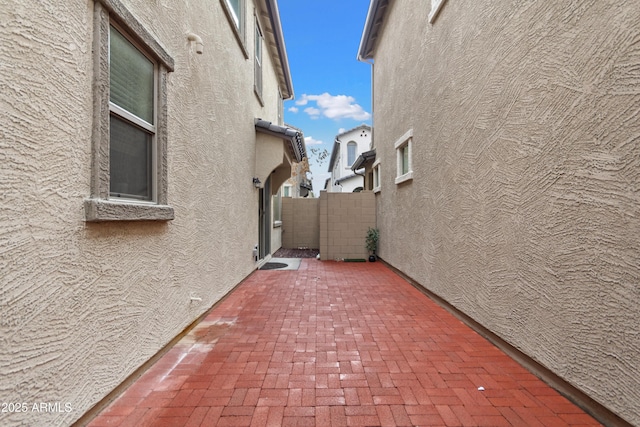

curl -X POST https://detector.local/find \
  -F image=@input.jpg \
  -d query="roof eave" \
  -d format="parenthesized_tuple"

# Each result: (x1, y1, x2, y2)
(351, 149, 376, 171)
(327, 139, 340, 172)
(265, 0, 294, 99)
(336, 124, 372, 139)
(255, 119, 305, 162)
(357, 0, 390, 62)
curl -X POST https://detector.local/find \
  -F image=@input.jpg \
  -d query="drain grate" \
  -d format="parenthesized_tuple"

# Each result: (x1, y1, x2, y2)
(259, 262, 289, 270)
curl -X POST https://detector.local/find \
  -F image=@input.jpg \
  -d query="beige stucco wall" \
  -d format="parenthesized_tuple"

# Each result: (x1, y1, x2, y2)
(0, 0, 288, 425)
(319, 192, 376, 261)
(282, 197, 320, 249)
(371, 1, 640, 424)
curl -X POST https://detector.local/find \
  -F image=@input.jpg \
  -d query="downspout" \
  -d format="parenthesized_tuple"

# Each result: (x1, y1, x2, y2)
(358, 56, 374, 190)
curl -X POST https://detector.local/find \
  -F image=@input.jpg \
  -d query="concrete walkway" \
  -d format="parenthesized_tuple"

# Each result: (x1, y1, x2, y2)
(88, 260, 601, 426)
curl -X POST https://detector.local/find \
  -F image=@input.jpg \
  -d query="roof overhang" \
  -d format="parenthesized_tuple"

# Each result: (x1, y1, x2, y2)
(260, 0, 294, 99)
(327, 139, 340, 172)
(351, 149, 376, 171)
(357, 0, 391, 62)
(255, 119, 305, 162)
(335, 173, 360, 185)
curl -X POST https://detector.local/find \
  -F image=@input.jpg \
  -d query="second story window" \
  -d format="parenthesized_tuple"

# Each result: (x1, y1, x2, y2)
(395, 129, 414, 185)
(225, 0, 242, 29)
(254, 18, 263, 99)
(347, 141, 357, 167)
(221, 0, 247, 56)
(429, 0, 447, 23)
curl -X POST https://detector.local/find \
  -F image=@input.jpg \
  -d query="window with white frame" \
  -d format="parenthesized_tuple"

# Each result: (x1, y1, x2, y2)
(85, 0, 174, 222)
(429, 0, 447, 23)
(220, 0, 247, 56)
(254, 18, 263, 100)
(283, 184, 292, 197)
(373, 159, 381, 193)
(225, 0, 242, 28)
(394, 129, 413, 185)
(347, 141, 357, 167)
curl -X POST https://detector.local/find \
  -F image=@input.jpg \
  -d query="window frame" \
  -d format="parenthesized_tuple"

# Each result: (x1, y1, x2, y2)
(273, 188, 282, 227)
(108, 23, 157, 202)
(429, 0, 447, 23)
(220, 0, 249, 58)
(85, 0, 174, 222)
(372, 158, 381, 193)
(394, 129, 414, 185)
(346, 141, 357, 167)
(254, 15, 264, 103)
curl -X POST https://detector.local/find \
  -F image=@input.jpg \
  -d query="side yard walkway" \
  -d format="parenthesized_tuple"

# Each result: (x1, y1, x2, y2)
(88, 260, 601, 426)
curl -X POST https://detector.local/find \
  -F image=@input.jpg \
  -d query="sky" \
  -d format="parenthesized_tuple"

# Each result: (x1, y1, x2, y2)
(277, 0, 373, 193)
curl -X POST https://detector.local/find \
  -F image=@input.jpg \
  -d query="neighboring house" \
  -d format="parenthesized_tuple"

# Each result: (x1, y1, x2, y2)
(326, 124, 372, 192)
(280, 125, 313, 199)
(0, 0, 301, 425)
(359, 1, 640, 425)
(279, 160, 312, 199)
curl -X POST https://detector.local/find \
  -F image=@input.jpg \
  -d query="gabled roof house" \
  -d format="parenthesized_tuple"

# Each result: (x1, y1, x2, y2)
(326, 124, 372, 192)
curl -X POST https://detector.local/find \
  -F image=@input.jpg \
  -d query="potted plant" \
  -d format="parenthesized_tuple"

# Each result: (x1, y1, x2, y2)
(365, 227, 379, 262)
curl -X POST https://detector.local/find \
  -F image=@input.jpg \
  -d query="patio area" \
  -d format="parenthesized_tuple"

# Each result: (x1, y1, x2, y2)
(87, 259, 601, 426)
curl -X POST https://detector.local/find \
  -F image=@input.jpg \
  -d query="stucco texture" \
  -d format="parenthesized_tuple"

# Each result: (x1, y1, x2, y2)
(0, 0, 286, 425)
(320, 192, 376, 261)
(371, 0, 639, 424)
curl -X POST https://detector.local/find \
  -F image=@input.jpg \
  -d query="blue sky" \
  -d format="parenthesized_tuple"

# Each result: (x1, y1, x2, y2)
(278, 0, 372, 193)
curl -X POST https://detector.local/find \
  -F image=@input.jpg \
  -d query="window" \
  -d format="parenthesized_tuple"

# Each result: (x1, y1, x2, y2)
(221, 0, 247, 56)
(109, 26, 155, 201)
(283, 185, 291, 198)
(429, 0, 447, 23)
(373, 159, 381, 193)
(394, 129, 413, 185)
(273, 188, 282, 226)
(347, 141, 357, 167)
(254, 18, 263, 100)
(85, 0, 174, 221)
(225, 0, 241, 28)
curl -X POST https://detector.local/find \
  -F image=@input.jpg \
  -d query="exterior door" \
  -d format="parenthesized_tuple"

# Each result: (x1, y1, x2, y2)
(258, 176, 271, 260)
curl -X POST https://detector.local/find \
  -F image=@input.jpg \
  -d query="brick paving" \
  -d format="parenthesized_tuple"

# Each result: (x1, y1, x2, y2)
(88, 260, 601, 426)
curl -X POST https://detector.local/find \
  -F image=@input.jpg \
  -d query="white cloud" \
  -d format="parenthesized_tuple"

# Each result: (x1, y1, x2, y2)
(338, 128, 346, 134)
(304, 136, 323, 146)
(296, 93, 371, 121)
(288, 106, 299, 113)
(304, 107, 321, 118)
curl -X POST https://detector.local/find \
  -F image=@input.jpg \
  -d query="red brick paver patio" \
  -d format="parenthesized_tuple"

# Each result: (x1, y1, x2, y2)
(88, 260, 601, 427)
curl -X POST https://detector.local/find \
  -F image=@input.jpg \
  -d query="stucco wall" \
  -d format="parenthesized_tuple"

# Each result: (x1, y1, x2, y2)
(371, 1, 640, 424)
(282, 197, 320, 249)
(0, 0, 286, 425)
(319, 192, 376, 261)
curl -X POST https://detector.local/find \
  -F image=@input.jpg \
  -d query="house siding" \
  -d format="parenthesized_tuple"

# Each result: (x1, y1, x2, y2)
(328, 125, 371, 192)
(0, 0, 289, 425)
(370, 1, 640, 424)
